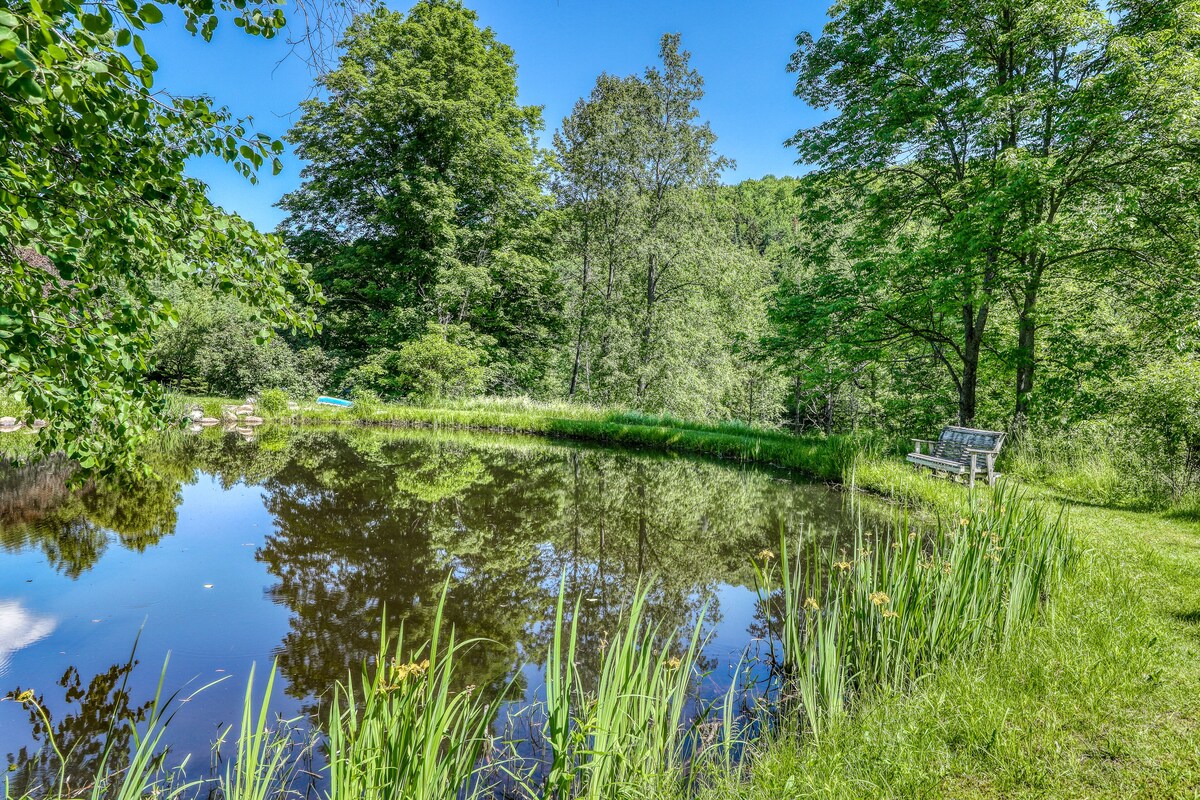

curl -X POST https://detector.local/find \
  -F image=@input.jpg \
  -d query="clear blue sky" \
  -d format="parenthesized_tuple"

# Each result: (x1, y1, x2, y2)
(148, 0, 834, 231)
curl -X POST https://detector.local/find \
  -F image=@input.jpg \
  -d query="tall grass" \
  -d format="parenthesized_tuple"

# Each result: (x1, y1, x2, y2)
(216, 663, 302, 800)
(540, 580, 708, 799)
(755, 483, 1073, 739)
(4, 653, 208, 800)
(325, 587, 497, 800)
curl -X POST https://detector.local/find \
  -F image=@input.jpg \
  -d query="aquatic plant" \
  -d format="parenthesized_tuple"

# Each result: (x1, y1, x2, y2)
(324, 587, 497, 800)
(540, 580, 708, 799)
(755, 482, 1073, 738)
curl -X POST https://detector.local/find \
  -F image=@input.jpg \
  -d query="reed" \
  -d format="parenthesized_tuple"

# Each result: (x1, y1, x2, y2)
(216, 663, 302, 800)
(755, 482, 1074, 739)
(4, 653, 205, 800)
(324, 587, 497, 800)
(539, 580, 708, 800)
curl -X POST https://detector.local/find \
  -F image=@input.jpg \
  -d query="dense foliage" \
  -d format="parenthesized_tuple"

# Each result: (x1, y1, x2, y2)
(279, 0, 561, 395)
(0, 0, 318, 472)
(777, 0, 1200, 431)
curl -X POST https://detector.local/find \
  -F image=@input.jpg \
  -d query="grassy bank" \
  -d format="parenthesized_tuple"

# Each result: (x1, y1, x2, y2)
(710, 502, 1200, 798)
(182, 395, 946, 501)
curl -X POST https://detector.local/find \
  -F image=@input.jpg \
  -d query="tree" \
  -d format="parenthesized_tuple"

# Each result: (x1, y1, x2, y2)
(788, 0, 1200, 427)
(148, 283, 336, 398)
(1, 0, 320, 473)
(553, 35, 781, 420)
(346, 322, 489, 401)
(280, 0, 561, 393)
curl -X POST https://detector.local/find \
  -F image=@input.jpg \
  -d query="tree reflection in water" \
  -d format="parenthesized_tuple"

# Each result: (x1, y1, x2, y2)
(3, 656, 152, 798)
(1, 426, 871, 771)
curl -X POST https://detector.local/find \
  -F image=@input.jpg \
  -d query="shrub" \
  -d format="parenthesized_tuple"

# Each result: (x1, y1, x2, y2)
(346, 323, 489, 402)
(148, 283, 336, 398)
(1008, 357, 1200, 510)
(256, 389, 290, 417)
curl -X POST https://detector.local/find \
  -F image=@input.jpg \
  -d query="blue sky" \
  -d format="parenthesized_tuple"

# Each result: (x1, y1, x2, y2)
(148, 0, 834, 230)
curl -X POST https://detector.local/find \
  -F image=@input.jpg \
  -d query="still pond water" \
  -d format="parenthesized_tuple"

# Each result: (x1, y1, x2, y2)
(0, 427, 867, 783)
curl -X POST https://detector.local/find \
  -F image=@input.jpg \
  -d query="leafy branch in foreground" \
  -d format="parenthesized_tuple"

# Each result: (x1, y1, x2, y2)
(1, 0, 322, 474)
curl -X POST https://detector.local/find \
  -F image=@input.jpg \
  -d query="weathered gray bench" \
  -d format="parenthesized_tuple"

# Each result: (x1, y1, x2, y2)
(907, 425, 1005, 488)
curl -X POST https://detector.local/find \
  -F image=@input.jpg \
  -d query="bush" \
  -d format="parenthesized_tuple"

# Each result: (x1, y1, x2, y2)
(148, 283, 336, 398)
(256, 389, 290, 416)
(346, 323, 489, 402)
(1009, 357, 1200, 510)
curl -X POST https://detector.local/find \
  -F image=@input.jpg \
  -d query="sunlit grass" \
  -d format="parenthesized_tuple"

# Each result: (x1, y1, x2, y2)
(754, 483, 1073, 740)
(539, 580, 708, 799)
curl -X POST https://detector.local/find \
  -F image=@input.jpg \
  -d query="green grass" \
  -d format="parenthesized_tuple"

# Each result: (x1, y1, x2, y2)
(700, 501, 1200, 799)
(754, 484, 1073, 743)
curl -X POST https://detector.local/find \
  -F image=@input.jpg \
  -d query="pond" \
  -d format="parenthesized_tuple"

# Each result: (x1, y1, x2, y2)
(0, 426, 871, 789)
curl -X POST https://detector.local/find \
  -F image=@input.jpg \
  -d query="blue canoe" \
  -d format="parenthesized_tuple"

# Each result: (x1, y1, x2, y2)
(316, 396, 354, 408)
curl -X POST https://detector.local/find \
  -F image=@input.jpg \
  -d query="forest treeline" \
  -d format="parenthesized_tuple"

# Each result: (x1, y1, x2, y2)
(6, 0, 1200, 502)
(154, 0, 1200, 502)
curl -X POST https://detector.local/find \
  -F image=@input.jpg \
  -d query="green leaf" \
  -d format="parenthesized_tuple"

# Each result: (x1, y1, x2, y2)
(136, 3, 162, 24)
(81, 13, 110, 33)
(11, 44, 36, 71)
(14, 73, 42, 98)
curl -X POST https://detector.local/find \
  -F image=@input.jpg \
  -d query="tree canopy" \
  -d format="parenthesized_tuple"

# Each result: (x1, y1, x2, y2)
(280, 0, 561, 395)
(782, 0, 1200, 427)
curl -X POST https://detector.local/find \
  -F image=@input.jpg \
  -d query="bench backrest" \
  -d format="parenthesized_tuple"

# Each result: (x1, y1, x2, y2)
(931, 426, 1005, 466)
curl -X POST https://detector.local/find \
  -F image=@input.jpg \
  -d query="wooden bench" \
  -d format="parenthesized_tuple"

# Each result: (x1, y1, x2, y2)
(906, 425, 1005, 488)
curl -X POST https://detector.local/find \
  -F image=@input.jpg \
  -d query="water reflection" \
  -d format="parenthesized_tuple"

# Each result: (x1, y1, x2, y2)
(3, 656, 153, 798)
(0, 427, 871, 772)
(0, 600, 55, 676)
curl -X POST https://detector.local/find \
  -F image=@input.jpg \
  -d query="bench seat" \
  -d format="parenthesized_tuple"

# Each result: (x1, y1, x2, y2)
(905, 453, 971, 473)
(906, 425, 1005, 488)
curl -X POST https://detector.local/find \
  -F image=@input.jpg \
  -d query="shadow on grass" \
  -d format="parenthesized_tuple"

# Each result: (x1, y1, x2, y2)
(1171, 608, 1200, 626)
(1162, 505, 1200, 523)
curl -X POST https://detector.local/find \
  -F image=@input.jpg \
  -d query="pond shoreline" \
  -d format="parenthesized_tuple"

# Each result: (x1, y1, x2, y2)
(184, 395, 973, 512)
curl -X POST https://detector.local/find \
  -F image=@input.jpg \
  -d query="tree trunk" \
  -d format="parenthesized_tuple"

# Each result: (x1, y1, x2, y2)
(636, 254, 658, 402)
(959, 301, 989, 427)
(823, 384, 834, 435)
(1014, 294, 1036, 427)
(568, 250, 591, 398)
(1013, 268, 1043, 430)
(793, 376, 802, 432)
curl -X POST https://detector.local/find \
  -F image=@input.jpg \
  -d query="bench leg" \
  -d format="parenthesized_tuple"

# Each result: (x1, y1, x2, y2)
(968, 454, 977, 489)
